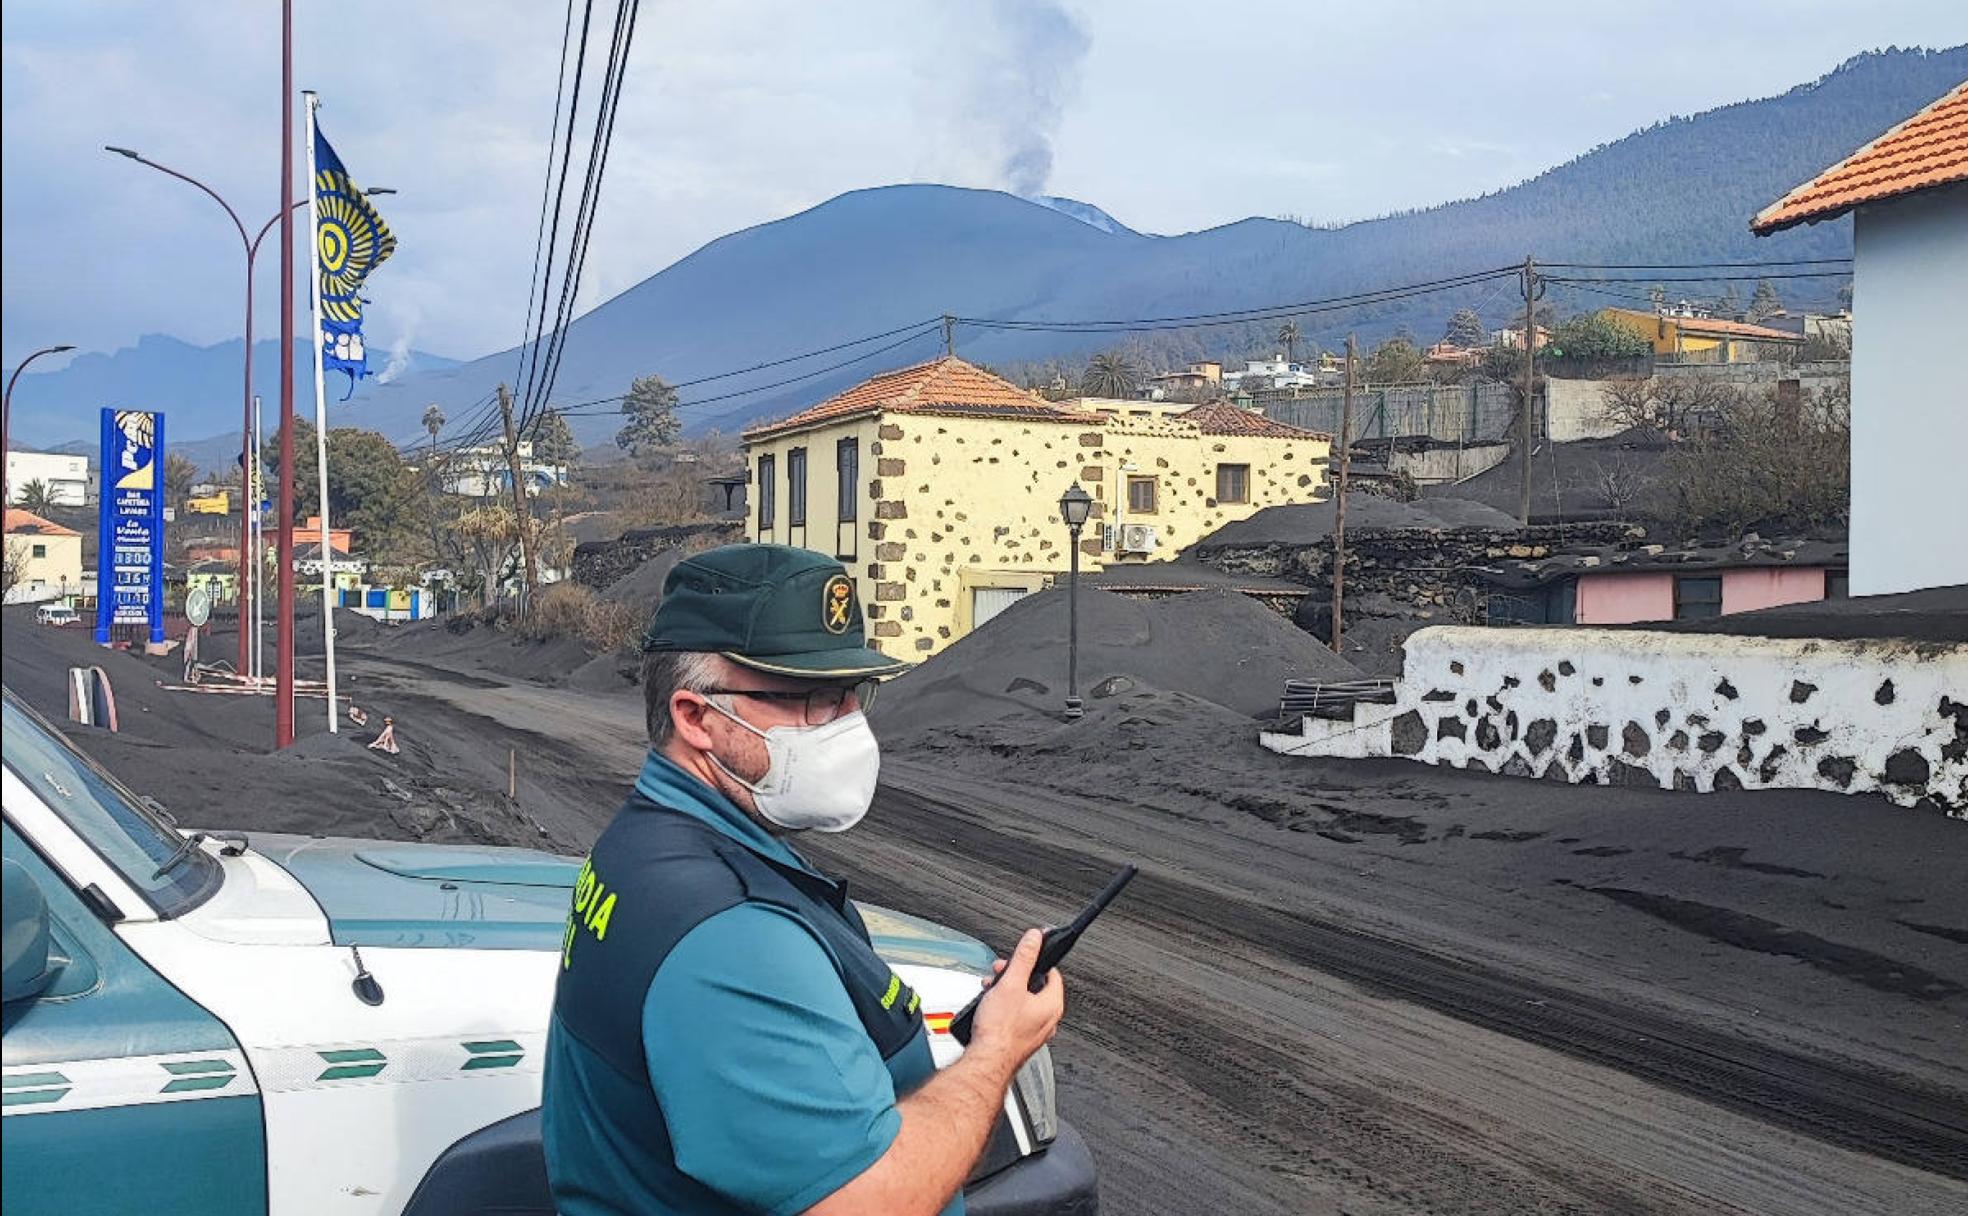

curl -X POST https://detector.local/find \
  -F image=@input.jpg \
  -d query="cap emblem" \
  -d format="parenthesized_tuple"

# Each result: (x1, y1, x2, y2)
(822, 574, 854, 635)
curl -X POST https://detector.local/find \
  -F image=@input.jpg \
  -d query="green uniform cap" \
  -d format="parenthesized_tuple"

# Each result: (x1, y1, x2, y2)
(639, 544, 910, 678)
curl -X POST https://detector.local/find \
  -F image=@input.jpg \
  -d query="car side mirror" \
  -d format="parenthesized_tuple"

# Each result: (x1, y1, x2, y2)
(2, 859, 61, 1005)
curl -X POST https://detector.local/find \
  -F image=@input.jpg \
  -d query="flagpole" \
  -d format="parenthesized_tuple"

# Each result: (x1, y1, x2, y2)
(305, 89, 339, 734)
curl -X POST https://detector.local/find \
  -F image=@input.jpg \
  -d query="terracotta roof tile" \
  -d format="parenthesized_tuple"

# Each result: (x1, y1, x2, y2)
(1178, 401, 1331, 440)
(4, 508, 80, 537)
(1668, 316, 1803, 342)
(743, 357, 1078, 440)
(1752, 80, 1968, 234)
(1603, 307, 1801, 343)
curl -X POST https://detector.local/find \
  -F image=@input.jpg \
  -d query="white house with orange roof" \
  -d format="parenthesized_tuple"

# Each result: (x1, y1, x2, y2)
(741, 356, 1332, 656)
(3, 508, 84, 604)
(1753, 79, 1968, 596)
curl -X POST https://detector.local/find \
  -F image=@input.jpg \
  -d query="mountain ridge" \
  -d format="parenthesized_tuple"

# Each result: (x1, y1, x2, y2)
(10, 45, 1962, 458)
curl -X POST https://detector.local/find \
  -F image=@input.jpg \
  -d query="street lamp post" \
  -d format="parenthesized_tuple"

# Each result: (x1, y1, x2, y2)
(3, 344, 77, 512)
(1059, 481, 1094, 721)
(107, 145, 260, 677)
(105, 147, 394, 678)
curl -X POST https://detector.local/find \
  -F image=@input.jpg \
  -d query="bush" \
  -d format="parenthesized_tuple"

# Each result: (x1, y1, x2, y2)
(1545, 313, 1652, 361)
(519, 584, 643, 652)
(1653, 380, 1850, 534)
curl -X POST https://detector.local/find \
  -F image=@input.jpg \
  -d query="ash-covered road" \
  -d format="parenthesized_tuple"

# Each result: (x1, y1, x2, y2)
(806, 766, 1968, 1215)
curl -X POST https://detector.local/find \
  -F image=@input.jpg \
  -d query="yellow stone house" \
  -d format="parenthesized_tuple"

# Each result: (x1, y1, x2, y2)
(741, 357, 1332, 657)
(1598, 307, 1803, 364)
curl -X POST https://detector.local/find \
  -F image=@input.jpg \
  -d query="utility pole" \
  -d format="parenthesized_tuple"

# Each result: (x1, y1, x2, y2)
(1331, 334, 1355, 655)
(1518, 254, 1538, 527)
(275, 0, 297, 747)
(497, 384, 540, 620)
(941, 314, 956, 357)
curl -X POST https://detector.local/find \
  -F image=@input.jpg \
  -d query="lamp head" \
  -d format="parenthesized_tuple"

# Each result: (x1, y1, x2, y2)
(52, 345, 75, 353)
(104, 146, 142, 160)
(363, 187, 397, 197)
(1059, 482, 1094, 529)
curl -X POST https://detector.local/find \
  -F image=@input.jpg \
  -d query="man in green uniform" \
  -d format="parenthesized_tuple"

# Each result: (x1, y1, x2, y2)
(543, 544, 1065, 1215)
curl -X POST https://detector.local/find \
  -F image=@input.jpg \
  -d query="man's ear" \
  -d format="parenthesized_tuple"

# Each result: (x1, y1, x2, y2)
(671, 691, 718, 753)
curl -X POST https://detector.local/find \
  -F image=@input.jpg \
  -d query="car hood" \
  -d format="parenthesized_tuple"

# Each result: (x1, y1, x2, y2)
(255, 833, 994, 974)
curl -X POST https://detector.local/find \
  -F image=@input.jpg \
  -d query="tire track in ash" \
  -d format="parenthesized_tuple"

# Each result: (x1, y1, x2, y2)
(864, 785, 1968, 1183)
(822, 805, 1651, 1212)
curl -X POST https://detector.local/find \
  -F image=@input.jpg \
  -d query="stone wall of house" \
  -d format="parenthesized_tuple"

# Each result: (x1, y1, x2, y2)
(1260, 625, 1967, 813)
(1195, 522, 1636, 636)
(570, 521, 744, 590)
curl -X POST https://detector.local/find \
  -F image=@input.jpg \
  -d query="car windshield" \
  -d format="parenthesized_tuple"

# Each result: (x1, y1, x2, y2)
(1, 690, 220, 917)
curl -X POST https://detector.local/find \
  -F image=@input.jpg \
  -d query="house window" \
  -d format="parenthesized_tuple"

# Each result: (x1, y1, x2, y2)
(837, 438, 858, 522)
(757, 455, 776, 531)
(1216, 463, 1250, 504)
(1673, 575, 1722, 620)
(1825, 570, 1849, 599)
(31, 544, 47, 559)
(788, 447, 808, 527)
(1127, 476, 1158, 515)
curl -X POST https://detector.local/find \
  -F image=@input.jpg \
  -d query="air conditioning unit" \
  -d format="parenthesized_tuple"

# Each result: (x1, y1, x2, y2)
(1119, 523, 1159, 554)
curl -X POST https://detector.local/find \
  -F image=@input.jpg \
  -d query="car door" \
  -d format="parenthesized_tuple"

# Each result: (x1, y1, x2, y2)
(1, 819, 268, 1216)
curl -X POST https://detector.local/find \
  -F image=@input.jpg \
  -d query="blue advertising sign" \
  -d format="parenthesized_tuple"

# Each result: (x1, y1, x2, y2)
(94, 408, 166, 645)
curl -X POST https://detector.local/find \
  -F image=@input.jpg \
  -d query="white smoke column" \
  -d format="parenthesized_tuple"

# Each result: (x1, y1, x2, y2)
(374, 296, 427, 384)
(918, 2, 1090, 197)
(376, 330, 413, 384)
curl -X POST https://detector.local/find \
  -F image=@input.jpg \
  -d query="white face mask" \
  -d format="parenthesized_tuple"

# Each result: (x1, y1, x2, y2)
(704, 701, 881, 833)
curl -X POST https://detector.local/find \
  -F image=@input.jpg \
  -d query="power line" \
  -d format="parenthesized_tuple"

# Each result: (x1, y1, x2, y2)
(551, 323, 945, 419)
(514, 0, 601, 418)
(511, 0, 580, 392)
(523, 0, 643, 432)
(957, 266, 1521, 334)
(423, 252, 1851, 440)
(1542, 258, 1851, 270)
(1545, 270, 1853, 284)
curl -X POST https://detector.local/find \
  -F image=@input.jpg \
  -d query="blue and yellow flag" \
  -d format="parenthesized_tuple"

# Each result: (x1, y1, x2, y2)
(314, 123, 396, 384)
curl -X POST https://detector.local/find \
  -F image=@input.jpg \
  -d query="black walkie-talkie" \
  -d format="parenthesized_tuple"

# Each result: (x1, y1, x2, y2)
(948, 863, 1137, 1045)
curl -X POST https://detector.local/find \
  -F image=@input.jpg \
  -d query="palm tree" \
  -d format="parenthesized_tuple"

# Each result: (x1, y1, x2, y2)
(1079, 351, 1137, 400)
(421, 403, 445, 456)
(1277, 320, 1301, 364)
(17, 480, 53, 513)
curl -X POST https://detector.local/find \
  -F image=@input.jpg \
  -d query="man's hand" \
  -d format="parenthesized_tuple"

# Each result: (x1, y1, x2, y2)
(803, 929, 1066, 1215)
(969, 928, 1065, 1073)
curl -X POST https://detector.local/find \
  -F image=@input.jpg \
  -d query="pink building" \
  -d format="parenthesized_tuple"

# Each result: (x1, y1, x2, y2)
(1574, 567, 1837, 626)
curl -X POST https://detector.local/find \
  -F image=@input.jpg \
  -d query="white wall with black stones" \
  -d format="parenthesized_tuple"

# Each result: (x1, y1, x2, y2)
(1262, 625, 1968, 814)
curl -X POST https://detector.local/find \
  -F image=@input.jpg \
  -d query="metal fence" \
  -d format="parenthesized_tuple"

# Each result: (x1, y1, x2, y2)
(1260, 381, 1517, 445)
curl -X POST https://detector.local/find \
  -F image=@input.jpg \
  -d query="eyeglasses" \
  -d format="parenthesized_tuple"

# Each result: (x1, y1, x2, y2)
(701, 679, 879, 725)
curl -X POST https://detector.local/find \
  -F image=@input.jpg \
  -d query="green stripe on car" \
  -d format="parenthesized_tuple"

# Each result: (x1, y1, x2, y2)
(1, 1072, 72, 1107)
(461, 1039, 524, 1070)
(160, 1060, 236, 1094)
(315, 1048, 387, 1081)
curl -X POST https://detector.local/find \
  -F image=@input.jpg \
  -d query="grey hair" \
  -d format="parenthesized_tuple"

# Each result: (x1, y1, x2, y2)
(641, 651, 726, 747)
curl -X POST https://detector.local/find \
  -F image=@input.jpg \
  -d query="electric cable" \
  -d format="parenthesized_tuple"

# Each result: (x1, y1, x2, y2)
(514, 0, 601, 417)
(511, 0, 580, 392)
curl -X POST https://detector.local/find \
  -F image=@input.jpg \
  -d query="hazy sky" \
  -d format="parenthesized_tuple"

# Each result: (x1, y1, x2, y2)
(3, 1, 1963, 367)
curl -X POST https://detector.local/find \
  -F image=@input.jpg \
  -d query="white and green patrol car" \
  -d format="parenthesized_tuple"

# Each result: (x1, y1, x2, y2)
(0, 691, 1097, 1215)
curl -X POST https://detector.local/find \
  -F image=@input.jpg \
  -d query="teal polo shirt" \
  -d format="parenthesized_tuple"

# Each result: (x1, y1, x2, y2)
(542, 752, 958, 1216)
